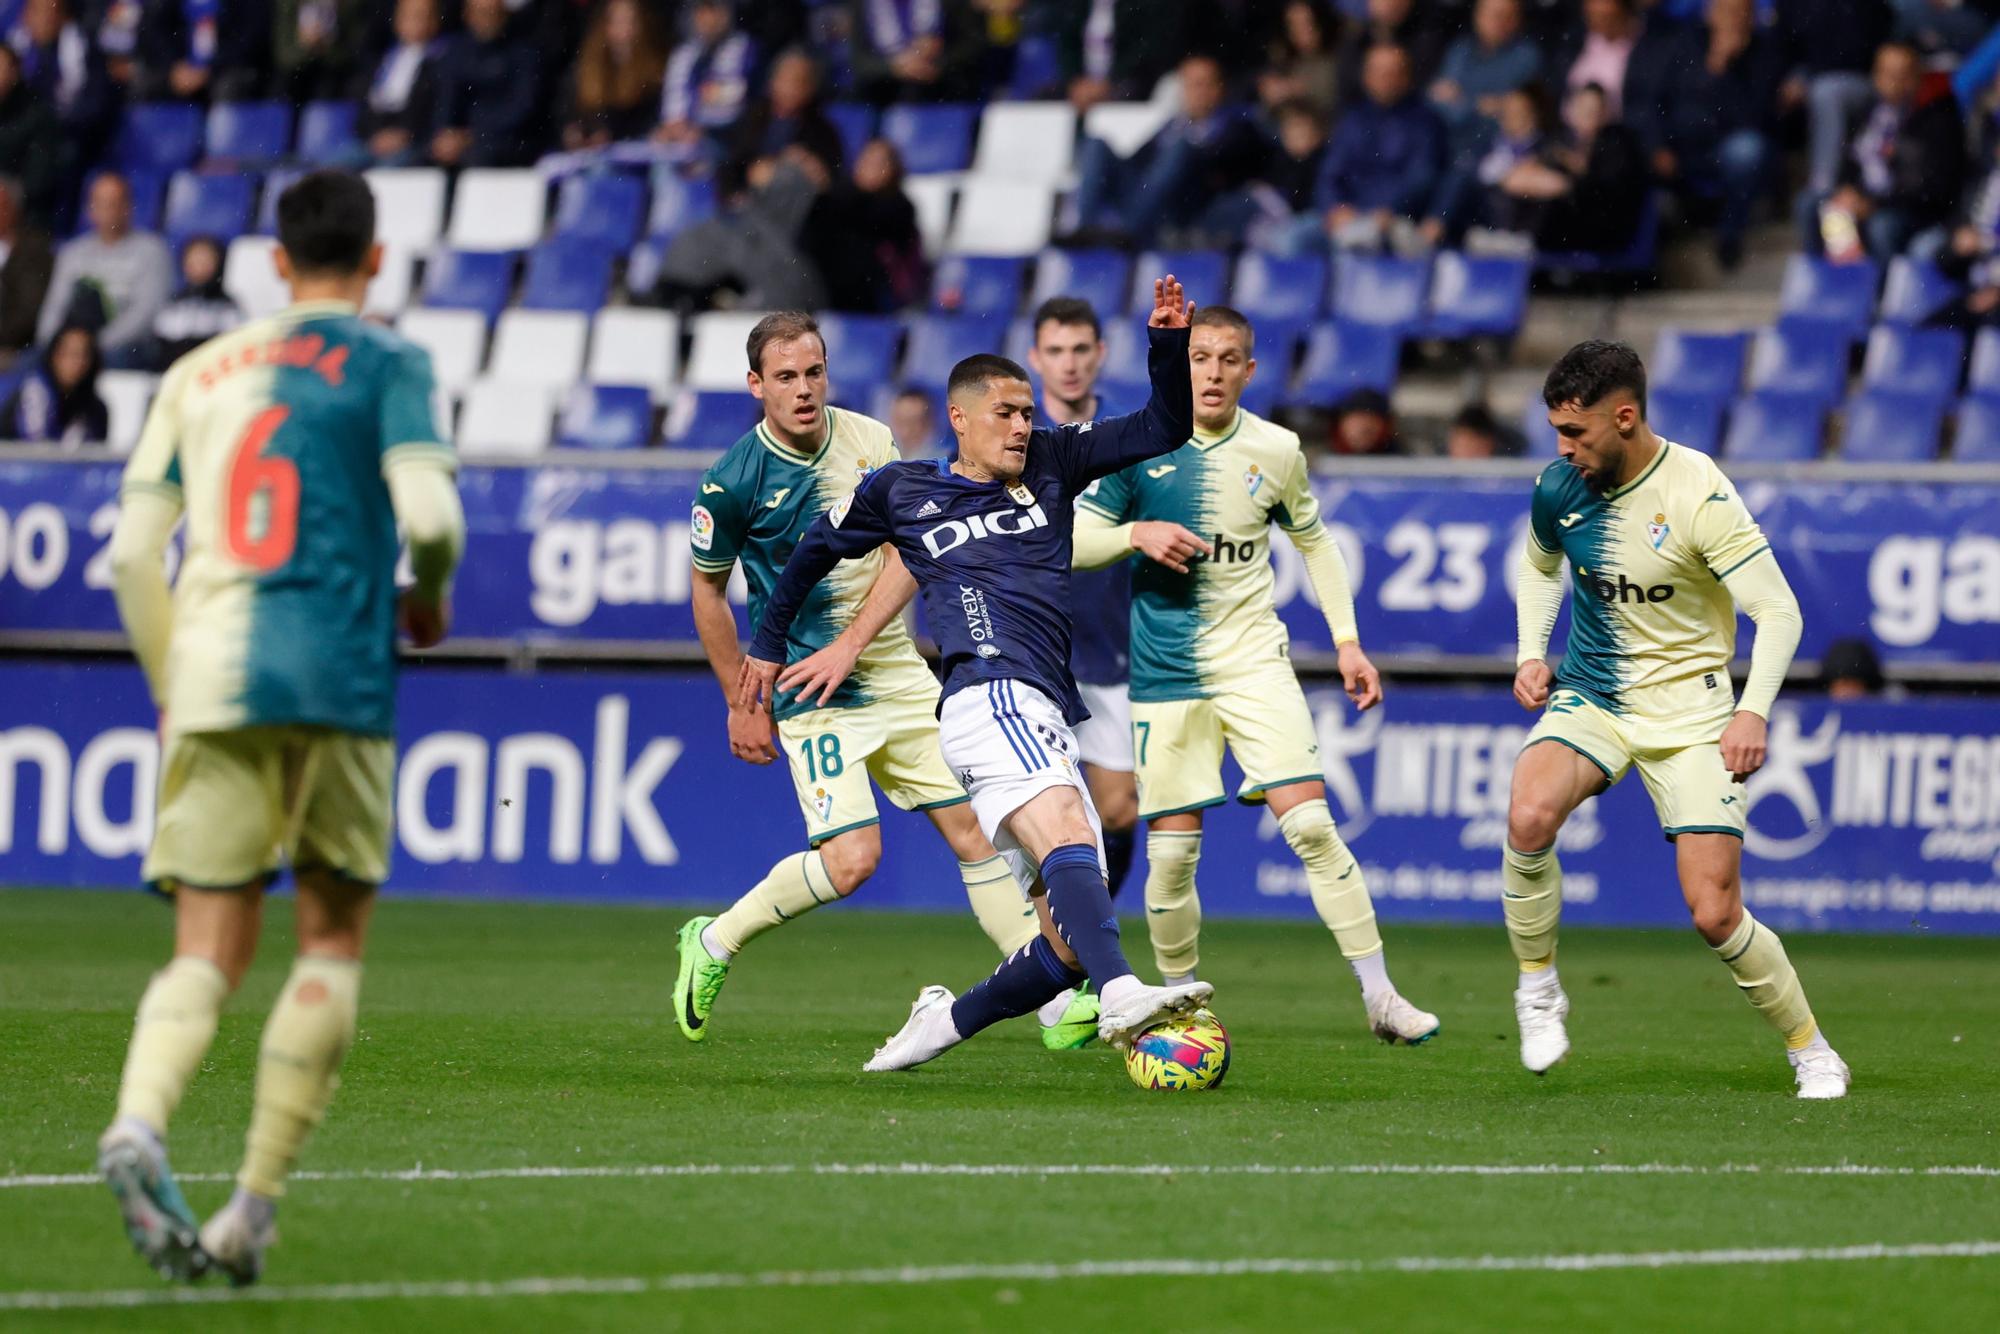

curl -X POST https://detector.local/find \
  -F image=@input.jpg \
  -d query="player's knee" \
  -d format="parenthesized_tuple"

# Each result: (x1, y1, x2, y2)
(1278, 800, 1338, 859)
(1507, 795, 1565, 852)
(817, 831, 880, 896)
(1092, 782, 1139, 832)
(1145, 828, 1201, 878)
(1687, 895, 1742, 944)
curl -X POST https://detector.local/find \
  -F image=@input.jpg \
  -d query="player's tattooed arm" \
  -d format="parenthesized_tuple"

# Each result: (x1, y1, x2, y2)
(777, 546, 918, 706)
(693, 565, 776, 764)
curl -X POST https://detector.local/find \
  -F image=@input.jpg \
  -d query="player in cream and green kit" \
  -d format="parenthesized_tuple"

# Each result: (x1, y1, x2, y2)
(1505, 340, 1848, 1098)
(1072, 306, 1440, 1044)
(676, 312, 1041, 1042)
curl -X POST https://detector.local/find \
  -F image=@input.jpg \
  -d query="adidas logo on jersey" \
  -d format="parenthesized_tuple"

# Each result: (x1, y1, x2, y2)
(917, 499, 942, 517)
(921, 502, 1049, 557)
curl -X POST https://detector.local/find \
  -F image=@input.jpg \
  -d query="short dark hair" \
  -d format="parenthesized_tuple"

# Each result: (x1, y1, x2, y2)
(276, 170, 376, 276)
(746, 311, 824, 375)
(1192, 304, 1255, 354)
(1032, 296, 1101, 339)
(947, 354, 1030, 400)
(1451, 402, 1500, 436)
(1542, 340, 1647, 414)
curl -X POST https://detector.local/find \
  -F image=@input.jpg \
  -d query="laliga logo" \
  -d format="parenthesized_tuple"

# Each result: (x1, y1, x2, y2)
(1741, 706, 1840, 861)
(921, 503, 1048, 557)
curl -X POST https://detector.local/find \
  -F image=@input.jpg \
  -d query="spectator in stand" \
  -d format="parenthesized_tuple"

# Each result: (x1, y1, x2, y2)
(1052, 0, 1187, 112)
(2, 323, 107, 446)
(847, 0, 982, 106)
(1302, 43, 1445, 253)
(1919, 120, 2000, 333)
(1427, 80, 1556, 250)
(1337, 0, 1446, 101)
(0, 175, 54, 365)
(652, 0, 756, 153)
(889, 386, 942, 459)
(147, 233, 239, 367)
(11, 0, 117, 166)
(1531, 80, 1648, 255)
(430, 0, 541, 168)
(716, 46, 841, 197)
(0, 44, 58, 225)
(560, 0, 665, 150)
(1429, 0, 1542, 150)
(1798, 40, 1964, 261)
(87, 0, 146, 88)
(804, 136, 925, 312)
(1892, 0, 1993, 60)
(36, 172, 171, 367)
(1819, 637, 1884, 698)
(274, 0, 372, 106)
(1560, 0, 1646, 120)
(1776, 0, 1895, 197)
(1258, 0, 1340, 116)
(1244, 96, 1328, 249)
(1445, 402, 1514, 458)
(132, 0, 270, 103)
(356, 0, 447, 166)
(1330, 386, 1397, 454)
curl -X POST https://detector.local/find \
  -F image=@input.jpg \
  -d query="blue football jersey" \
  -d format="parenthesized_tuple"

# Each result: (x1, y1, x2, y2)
(1063, 390, 1131, 688)
(750, 326, 1192, 724)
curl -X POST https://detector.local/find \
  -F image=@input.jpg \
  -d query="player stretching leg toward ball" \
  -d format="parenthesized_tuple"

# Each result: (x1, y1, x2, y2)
(99, 170, 466, 1283)
(676, 313, 1042, 1043)
(740, 278, 1213, 1071)
(1506, 341, 1848, 1098)
(1073, 306, 1439, 1044)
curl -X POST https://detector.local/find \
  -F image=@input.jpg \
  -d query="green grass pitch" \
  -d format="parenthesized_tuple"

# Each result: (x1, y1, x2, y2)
(2, 887, 1997, 1331)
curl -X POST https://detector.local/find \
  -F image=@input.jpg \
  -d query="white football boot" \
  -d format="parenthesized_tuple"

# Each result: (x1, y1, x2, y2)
(199, 1189, 278, 1287)
(1790, 1043, 1851, 1099)
(863, 985, 962, 1072)
(1367, 990, 1441, 1045)
(1096, 979, 1214, 1049)
(1514, 977, 1571, 1074)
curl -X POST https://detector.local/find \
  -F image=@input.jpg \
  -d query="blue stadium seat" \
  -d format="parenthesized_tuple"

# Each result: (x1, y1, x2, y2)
(646, 172, 718, 240)
(519, 239, 613, 312)
(1878, 258, 1964, 326)
(558, 384, 654, 450)
(1778, 255, 1880, 336)
(1723, 391, 1826, 462)
(1099, 320, 1149, 382)
(1009, 33, 1062, 98)
(1426, 252, 1531, 338)
(819, 314, 902, 392)
(1238, 370, 1281, 419)
(1332, 253, 1430, 334)
(669, 389, 762, 446)
(1291, 320, 1399, 405)
(1953, 393, 2000, 461)
(1651, 328, 1748, 397)
(256, 166, 307, 233)
(297, 100, 358, 164)
(422, 249, 516, 322)
(1249, 318, 1307, 378)
(931, 254, 1028, 315)
(205, 101, 292, 164)
(1029, 248, 1129, 320)
(163, 171, 255, 245)
(882, 103, 977, 175)
(1647, 387, 1728, 455)
(552, 172, 647, 252)
(902, 313, 1006, 387)
(112, 103, 204, 172)
(826, 102, 878, 167)
(1520, 395, 1553, 454)
(1840, 389, 1946, 462)
(1231, 252, 1328, 322)
(1970, 327, 2000, 394)
(1861, 325, 1964, 399)
(1747, 321, 1850, 403)
(1126, 250, 1229, 314)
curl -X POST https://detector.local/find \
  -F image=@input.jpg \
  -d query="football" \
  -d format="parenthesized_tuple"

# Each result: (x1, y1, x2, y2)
(1124, 1011, 1232, 1091)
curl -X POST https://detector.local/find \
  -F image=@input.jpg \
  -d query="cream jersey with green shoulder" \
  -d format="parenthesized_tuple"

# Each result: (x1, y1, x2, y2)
(690, 407, 935, 722)
(1527, 440, 1772, 738)
(1079, 408, 1341, 704)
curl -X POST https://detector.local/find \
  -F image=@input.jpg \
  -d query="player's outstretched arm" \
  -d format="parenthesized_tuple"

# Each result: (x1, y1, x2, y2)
(1050, 277, 1196, 488)
(1717, 552, 1803, 781)
(777, 546, 918, 707)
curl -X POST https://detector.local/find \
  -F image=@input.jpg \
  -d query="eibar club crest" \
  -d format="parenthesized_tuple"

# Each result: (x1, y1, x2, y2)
(1647, 512, 1670, 550)
(1243, 462, 1264, 497)
(812, 787, 834, 822)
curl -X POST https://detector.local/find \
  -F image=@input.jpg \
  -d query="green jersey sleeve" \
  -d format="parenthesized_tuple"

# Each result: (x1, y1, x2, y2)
(691, 466, 752, 574)
(378, 341, 454, 473)
(1076, 462, 1135, 521)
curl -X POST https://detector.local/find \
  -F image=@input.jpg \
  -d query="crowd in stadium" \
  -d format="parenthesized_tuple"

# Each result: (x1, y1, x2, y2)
(6, 0, 2000, 455)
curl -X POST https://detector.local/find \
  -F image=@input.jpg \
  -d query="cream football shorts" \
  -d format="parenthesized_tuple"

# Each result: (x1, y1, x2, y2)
(1131, 669, 1325, 820)
(776, 686, 969, 846)
(1524, 688, 1745, 839)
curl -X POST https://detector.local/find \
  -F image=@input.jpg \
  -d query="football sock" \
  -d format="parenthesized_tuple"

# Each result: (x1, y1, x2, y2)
(1518, 964, 1562, 994)
(1103, 827, 1137, 898)
(1143, 829, 1203, 980)
(960, 854, 1039, 954)
(950, 936, 1083, 1039)
(1349, 948, 1393, 1007)
(238, 956, 360, 1199)
(1036, 988, 1076, 1027)
(1502, 842, 1562, 968)
(1712, 912, 1819, 1050)
(1040, 843, 1133, 988)
(1280, 800, 1381, 959)
(709, 851, 833, 957)
(115, 955, 229, 1136)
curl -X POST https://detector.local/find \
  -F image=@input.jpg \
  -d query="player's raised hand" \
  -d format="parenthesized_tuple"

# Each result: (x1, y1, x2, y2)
(735, 654, 781, 713)
(1719, 709, 1768, 783)
(1338, 641, 1383, 712)
(1513, 659, 1552, 712)
(1129, 520, 1211, 574)
(398, 591, 450, 649)
(777, 637, 862, 708)
(727, 701, 776, 765)
(1147, 275, 1195, 329)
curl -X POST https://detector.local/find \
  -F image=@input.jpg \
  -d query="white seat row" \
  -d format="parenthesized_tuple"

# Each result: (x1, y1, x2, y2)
(362, 167, 549, 254)
(224, 235, 415, 319)
(397, 307, 690, 395)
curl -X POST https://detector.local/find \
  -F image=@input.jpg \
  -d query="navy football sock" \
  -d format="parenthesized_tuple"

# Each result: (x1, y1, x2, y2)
(1041, 843, 1134, 988)
(949, 936, 1083, 1038)
(1103, 828, 1136, 899)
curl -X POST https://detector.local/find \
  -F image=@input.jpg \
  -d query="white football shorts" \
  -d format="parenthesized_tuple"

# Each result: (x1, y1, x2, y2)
(1073, 680, 1135, 772)
(938, 678, 1106, 890)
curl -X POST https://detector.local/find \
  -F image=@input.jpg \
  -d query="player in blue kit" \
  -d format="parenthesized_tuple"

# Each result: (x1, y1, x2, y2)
(739, 277, 1213, 1071)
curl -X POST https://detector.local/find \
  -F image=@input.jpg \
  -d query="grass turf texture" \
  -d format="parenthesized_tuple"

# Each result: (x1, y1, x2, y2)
(2, 887, 1996, 1332)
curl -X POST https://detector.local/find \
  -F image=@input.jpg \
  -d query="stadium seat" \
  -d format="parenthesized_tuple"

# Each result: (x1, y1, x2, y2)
(903, 175, 956, 257)
(520, 239, 613, 313)
(1878, 258, 1964, 326)
(1126, 250, 1229, 314)
(421, 249, 516, 322)
(1723, 391, 1826, 462)
(1519, 395, 1554, 454)
(1331, 253, 1430, 334)
(458, 380, 554, 458)
(204, 101, 292, 165)
(971, 102, 1077, 184)
(163, 171, 256, 246)
(488, 310, 589, 391)
(1953, 393, 2000, 461)
(586, 308, 681, 399)
(1009, 32, 1061, 100)
(1081, 101, 1172, 157)
(685, 311, 770, 389)
(557, 384, 655, 450)
(112, 103, 204, 172)
(365, 245, 416, 317)
(97, 371, 159, 455)
(1029, 249, 1130, 320)
(903, 313, 1007, 387)
(931, 254, 1026, 314)
(667, 388, 762, 446)
(1237, 369, 1281, 419)
(222, 236, 288, 319)
(1650, 328, 1748, 397)
(882, 103, 978, 175)
(1861, 325, 1965, 399)
(296, 100, 358, 164)
(1970, 327, 2000, 394)
(1647, 387, 1729, 455)
(396, 309, 489, 391)
(1249, 318, 1308, 379)
(551, 171, 647, 253)
(1426, 252, 1531, 338)
(1840, 389, 1946, 462)
(255, 166, 306, 233)
(1098, 320, 1150, 383)
(448, 169, 547, 251)
(1778, 255, 1879, 336)
(1232, 252, 1329, 322)
(826, 101, 879, 166)
(645, 171, 717, 240)
(1291, 320, 1398, 404)
(1746, 322, 1850, 403)
(364, 168, 448, 250)
(819, 313, 902, 391)
(945, 181, 1054, 256)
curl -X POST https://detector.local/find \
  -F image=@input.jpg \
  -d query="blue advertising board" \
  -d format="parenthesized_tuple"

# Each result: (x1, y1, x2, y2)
(5, 661, 1996, 935)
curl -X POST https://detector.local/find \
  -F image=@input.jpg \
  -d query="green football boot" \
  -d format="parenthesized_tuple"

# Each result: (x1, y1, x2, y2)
(673, 916, 730, 1042)
(1040, 984, 1100, 1051)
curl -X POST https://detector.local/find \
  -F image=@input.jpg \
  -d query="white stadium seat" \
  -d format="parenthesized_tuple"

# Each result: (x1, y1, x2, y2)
(1083, 101, 1172, 157)
(446, 168, 548, 252)
(363, 168, 448, 250)
(970, 102, 1077, 184)
(364, 244, 416, 317)
(684, 310, 768, 389)
(396, 308, 488, 390)
(488, 310, 588, 390)
(903, 175, 956, 258)
(456, 380, 553, 457)
(587, 308, 680, 398)
(97, 371, 159, 455)
(946, 181, 1054, 256)
(222, 236, 288, 320)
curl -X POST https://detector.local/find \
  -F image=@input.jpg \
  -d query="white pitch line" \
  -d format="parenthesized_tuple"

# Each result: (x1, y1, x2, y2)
(4, 1162, 1998, 1190)
(4, 1241, 1999, 1311)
